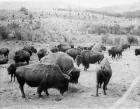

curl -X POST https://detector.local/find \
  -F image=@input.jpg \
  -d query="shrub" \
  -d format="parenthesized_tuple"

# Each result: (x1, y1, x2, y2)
(127, 36, 138, 45)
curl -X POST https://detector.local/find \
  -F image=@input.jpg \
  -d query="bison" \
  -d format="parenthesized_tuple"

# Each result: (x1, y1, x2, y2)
(121, 44, 130, 51)
(66, 48, 82, 60)
(76, 50, 104, 70)
(7, 62, 28, 82)
(135, 48, 140, 56)
(40, 52, 80, 83)
(108, 46, 123, 59)
(14, 50, 30, 64)
(37, 49, 50, 61)
(11, 64, 70, 98)
(23, 46, 37, 56)
(0, 48, 9, 58)
(96, 58, 112, 96)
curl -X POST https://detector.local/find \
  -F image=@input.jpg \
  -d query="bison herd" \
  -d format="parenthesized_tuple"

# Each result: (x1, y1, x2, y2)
(0, 42, 139, 99)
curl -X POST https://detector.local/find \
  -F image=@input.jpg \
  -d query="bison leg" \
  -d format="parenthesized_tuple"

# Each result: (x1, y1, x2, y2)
(96, 83, 99, 96)
(103, 82, 108, 95)
(10, 74, 13, 82)
(17, 78, 26, 98)
(37, 86, 43, 97)
(26, 60, 29, 64)
(45, 90, 49, 96)
(14, 75, 16, 82)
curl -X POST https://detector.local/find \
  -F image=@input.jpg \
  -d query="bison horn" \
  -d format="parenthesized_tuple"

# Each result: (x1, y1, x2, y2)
(63, 73, 70, 80)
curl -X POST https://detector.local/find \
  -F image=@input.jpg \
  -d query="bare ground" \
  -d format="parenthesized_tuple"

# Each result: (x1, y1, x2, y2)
(0, 41, 140, 109)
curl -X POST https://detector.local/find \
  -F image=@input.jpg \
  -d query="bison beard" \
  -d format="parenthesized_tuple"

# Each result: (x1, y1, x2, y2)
(15, 64, 70, 98)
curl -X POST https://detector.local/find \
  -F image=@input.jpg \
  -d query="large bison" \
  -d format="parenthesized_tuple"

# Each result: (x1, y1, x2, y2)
(0, 48, 9, 58)
(108, 46, 123, 59)
(7, 62, 28, 82)
(76, 50, 104, 70)
(135, 48, 140, 56)
(66, 48, 82, 60)
(96, 58, 112, 96)
(14, 50, 30, 64)
(40, 52, 80, 83)
(10, 64, 70, 98)
(37, 49, 50, 61)
(121, 44, 130, 51)
(23, 46, 37, 56)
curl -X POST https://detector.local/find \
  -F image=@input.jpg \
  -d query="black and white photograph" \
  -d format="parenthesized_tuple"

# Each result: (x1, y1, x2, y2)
(0, 0, 140, 108)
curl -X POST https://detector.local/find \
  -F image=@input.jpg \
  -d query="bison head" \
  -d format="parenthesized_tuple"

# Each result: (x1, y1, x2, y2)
(7, 64, 16, 75)
(76, 55, 83, 67)
(31, 46, 37, 53)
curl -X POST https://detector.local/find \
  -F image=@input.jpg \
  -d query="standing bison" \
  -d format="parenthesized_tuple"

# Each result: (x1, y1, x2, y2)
(23, 46, 37, 56)
(37, 49, 50, 61)
(108, 46, 123, 59)
(76, 50, 104, 70)
(40, 52, 80, 83)
(0, 48, 9, 58)
(66, 48, 82, 60)
(11, 64, 70, 98)
(121, 44, 130, 51)
(50, 46, 59, 53)
(96, 58, 112, 96)
(135, 48, 140, 56)
(14, 50, 30, 64)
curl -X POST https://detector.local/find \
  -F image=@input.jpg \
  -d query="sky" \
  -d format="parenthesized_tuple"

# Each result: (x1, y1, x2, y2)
(0, 0, 139, 8)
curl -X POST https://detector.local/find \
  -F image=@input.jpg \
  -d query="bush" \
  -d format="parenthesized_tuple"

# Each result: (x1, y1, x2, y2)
(0, 26, 9, 39)
(127, 36, 138, 45)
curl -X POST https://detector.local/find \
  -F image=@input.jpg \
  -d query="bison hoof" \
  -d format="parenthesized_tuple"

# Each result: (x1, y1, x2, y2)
(22, 95, 26, 98)
(38, 94, 43, 98)
(96, 94, 98, 97)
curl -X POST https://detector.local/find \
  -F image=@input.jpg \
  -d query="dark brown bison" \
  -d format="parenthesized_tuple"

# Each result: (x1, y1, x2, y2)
(40, 52, 80, 83)
(108, 46, 123, 59)
(0, 48, 9, 58)
(76, 50, 104, 70)
(50, 46, 59, 53)
(57, 43, 71, 52)
(37, 49, 49, 61)
(77, 45, 93, 51)
(121, 44, 130, 50)
(0, 57, 8, 64)
(23, 46, 37, 56)
(14, 50, 30, 64)
(7, 62, 28, 82)
(135, 48, 140, 56)
(13, 64, 70, 98)
(66, 48, 82, 60)
(96, 58, 112, 96)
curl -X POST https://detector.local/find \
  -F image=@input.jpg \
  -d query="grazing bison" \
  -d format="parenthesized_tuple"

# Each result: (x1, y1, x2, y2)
(57, 44, 71, 52)
(14, 50, 30, 64)
(7, 62, 28, 82)
(135, 48, 140, 56)
(121, 44, 130, 50)
(92, 43, 106, 52)
(40, 52, 80, 83)
(12, 64, 70, 98)
(23, 46, 37, 56)
(50, 46, 59, 53)
(76, 50, 104, 70)
(108, 46, 123, 59)
(77, 45, 93, 51)
(0, 48, 9, 58)
(66, 48, 82, 60)
(96, 58, 112, 96)
(37, 49, 49, 61)
(0, 57, 8, 64)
